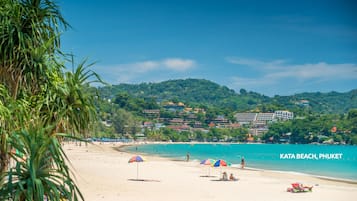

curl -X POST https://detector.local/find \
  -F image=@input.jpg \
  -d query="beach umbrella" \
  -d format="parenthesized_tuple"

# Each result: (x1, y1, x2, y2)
(200, 159, 216, 176)
(128, 155, 145, 180)
(200, 158, 215, 165)
(213, 159, 231, 175)
(213, 159, 229, 167)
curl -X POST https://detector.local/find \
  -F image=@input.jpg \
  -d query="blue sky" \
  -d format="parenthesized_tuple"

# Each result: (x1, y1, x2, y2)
(60, 0, 357, 96)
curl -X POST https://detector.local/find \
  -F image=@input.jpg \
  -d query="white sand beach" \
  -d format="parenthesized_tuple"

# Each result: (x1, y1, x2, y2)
(64, 143, 357, 201)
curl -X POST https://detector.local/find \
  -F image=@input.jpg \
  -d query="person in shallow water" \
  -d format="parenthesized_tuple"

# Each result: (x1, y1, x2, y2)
(241, 157, 245, 169)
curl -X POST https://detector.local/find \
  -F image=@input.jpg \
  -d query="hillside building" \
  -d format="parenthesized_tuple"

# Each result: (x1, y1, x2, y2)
(234, 113, 257, 125)
(275, 110, 294, 120)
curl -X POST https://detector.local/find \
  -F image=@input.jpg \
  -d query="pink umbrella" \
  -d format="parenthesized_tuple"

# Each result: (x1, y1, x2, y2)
(200, 159, 216, 177)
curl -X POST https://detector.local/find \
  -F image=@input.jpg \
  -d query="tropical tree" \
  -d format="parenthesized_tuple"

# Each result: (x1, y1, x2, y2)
(0, 84, 31, 182)
(0, 0, 68, 175)
(0, 124, 84, 201)
(112, 109, 139, 136)
(0, 0, 102, 200)
(39, 61, 102, 137)
(0, 85, 12, 176)
(347, 109, 357, 134)
(0, 0, 69, 98)
(0, 62, 101, 200)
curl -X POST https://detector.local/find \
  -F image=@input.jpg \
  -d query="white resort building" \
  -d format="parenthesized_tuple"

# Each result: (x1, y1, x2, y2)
(274, 110, 294, 120)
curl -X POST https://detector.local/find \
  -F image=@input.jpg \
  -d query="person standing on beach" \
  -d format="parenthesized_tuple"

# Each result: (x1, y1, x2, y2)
(241, 157, 245, 169)
(186, 152, 190, 162)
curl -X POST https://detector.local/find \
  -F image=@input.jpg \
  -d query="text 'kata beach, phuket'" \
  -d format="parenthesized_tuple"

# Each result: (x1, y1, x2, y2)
(280, 153, 343, 160)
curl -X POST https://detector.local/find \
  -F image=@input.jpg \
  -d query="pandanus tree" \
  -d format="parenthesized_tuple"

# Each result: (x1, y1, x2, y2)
(0, 0, 69, 98)
(0, 0, 68, 173)
(39, 61, 102, 138)
(0, 62, 101, 200)
(0, 124, 84, 201)
(0, 0, 102, 200)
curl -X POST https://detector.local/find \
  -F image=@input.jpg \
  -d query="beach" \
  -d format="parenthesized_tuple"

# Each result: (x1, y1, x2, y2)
(65, 143, 357, 201)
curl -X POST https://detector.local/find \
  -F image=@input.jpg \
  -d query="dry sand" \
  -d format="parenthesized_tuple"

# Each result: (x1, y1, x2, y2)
(64, 142, 357, 201)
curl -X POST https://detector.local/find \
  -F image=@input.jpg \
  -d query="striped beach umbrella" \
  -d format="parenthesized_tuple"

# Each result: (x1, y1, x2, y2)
(200, 159, 216, 176)
(213, 159, 229, 167)
(128, 155, 145, 180)
(200, 158, 216, 165)
(213, 159, 231, 176)
(128, 155, 145, 163)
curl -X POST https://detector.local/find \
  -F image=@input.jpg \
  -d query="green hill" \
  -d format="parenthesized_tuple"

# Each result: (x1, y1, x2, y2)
(274, 89, 357, 114)
(98, 78, 357, 114)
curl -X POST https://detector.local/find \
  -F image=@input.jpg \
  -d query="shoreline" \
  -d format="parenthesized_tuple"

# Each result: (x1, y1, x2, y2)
(91, 140, 357, 146)
(118, 142, 357, 185)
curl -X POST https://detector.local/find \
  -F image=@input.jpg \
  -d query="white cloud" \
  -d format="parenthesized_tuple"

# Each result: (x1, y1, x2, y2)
(227, 57, 357, 80)
(116, 58, 195, 73)
(121, 60, 160, 73)
(267, 62, 357, 80)
(227, 57, 357, 95)
(226, 57, 286, 70)
(231, 76, 276, 87)
(92, 58, 196, 84)
(162, 58, 196, 71)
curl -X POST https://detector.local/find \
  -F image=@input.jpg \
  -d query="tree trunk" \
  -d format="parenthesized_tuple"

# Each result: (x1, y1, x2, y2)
(0, 151, 9, 186)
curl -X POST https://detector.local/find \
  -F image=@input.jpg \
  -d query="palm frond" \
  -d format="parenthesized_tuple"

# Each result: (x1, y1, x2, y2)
(0, 124, 84, 201)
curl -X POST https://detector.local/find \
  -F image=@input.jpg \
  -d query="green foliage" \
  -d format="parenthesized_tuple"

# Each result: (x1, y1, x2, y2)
(113, 92, 159, 115)
(112, 109, 140, 135)
(98, 79, 357, 114)
(165, 130, 190, 142)
(0, 0, 69, 98)
(144, 127, 249, 143)
(194, 130, 207, 142)
(100, 79, 239, 109)
(351, 135, 357, 145)
(263, 111, 357, 144)
(0, 0, 102, 199)
(274, 90, 357, 114)
(0, 125, 83, 201)
(94, 79, 357, 144)
(203, 128, 248, 142)
(146, 130, 168, 141)
(347, 109, 357, 134)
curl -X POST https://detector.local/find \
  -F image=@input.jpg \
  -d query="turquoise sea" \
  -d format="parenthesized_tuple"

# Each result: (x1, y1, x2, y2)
(125, 143, 357, 181)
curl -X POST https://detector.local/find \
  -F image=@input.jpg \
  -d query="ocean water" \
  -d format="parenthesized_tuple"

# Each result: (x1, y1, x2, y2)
(125, 143, 357, 181)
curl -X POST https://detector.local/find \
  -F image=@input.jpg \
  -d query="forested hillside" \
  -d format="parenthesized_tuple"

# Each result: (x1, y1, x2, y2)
(98, 79, 270, 112)
(99, 79, 235, 103)
(94, 79, 357, 144)
(98, 79, 357, 114)
(274, 90, 357, 114)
